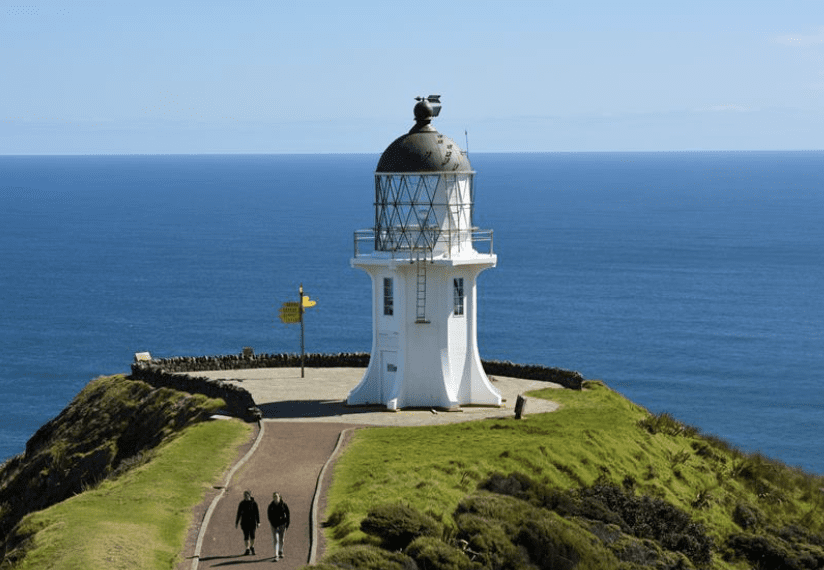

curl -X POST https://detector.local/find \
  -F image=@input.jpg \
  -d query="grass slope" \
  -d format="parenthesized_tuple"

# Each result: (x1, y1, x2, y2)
(9, 418, 251, 570)
(321, 381, 824, 569)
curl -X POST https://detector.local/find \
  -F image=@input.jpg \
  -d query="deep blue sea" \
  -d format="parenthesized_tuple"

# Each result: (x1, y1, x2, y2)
(1, 152, 822, 473)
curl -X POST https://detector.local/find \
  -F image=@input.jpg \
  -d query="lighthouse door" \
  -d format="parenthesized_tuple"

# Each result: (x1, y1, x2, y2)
(380, 350, 397, 402)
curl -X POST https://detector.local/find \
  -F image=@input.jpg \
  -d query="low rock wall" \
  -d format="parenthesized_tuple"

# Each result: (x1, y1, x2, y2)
(150, 352, 370, 373)
(129, 362, 259, 421)
(481, 360, 585, 390)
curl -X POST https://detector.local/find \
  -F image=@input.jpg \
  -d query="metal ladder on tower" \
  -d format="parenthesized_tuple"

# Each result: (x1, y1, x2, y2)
(415, 251, 429, 323)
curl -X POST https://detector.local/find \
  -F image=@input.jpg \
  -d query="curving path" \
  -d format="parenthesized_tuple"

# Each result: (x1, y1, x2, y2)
(178, 368, 562, 569)
(192, 421, 357, 569)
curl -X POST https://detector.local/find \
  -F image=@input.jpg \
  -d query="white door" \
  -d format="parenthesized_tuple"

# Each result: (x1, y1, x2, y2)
(380, 350, 397, 403)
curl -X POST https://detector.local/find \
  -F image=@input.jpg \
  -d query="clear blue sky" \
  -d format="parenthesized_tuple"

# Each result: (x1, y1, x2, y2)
(1, 0, 822, 154)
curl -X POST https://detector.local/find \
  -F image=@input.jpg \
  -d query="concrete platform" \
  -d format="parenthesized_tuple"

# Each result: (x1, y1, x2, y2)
(193, 367, 562, 426)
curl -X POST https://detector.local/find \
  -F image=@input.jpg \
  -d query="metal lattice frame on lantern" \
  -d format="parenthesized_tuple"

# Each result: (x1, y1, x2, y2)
(374, 166, 476, 257)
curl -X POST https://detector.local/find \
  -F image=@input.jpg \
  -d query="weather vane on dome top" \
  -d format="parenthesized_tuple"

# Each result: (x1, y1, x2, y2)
(414, 95, 441, 119)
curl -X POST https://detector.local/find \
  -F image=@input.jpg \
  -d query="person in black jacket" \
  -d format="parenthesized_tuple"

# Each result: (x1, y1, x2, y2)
(235, 490, 260, 555)
(267, 492, 290, 560)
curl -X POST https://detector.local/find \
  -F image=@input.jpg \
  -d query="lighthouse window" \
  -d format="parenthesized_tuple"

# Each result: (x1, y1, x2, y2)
(453, 278, 465, 316)
(383, 278, 394, 316)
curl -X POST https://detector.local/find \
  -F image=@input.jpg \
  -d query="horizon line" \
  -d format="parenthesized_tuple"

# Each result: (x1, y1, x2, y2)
(2, 148, 823, 158)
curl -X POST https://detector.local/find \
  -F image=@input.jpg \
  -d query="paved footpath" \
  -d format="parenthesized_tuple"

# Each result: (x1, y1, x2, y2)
(177, 368, 562, 569)
(193, 421, 357, 569)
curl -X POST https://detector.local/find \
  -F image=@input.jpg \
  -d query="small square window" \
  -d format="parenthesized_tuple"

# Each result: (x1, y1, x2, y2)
(453, 278, 465, 316)
(383, 278, 394, 316)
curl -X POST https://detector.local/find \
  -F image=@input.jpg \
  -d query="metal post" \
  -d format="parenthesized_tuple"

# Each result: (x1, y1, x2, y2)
(299, 283, 305, 378)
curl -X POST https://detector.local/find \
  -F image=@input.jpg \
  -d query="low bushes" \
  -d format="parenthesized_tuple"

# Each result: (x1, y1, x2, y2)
(726, 532, 824, 570)
(360, 502, 442, 551)
(480, 472, 713, 568)
(578, 483, 713, 566)
(405, 537, 475, 570)
(327, 478, 687, 569)
(319, 544, 418, 570)
(319, 462, 824, 570)
(637, 412, 699, 438)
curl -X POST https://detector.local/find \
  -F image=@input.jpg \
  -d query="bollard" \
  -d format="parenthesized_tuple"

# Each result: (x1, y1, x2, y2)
(514, 394, 527, 419)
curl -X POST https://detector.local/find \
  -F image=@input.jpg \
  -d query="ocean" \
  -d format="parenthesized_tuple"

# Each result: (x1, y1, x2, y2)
(1, 152, 822, 473)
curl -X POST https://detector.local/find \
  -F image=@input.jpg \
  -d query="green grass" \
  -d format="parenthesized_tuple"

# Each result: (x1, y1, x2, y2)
(323, 381, 824, 568)
(11, 418, 251, 570)
(9, 377, 822, 569)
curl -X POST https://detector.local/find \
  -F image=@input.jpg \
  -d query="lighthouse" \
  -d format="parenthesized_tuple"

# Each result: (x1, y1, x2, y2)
(348, 96, 501, 410)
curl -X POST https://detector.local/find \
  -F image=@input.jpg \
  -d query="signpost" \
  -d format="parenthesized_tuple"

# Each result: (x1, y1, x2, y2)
(279, 284, 316, 377)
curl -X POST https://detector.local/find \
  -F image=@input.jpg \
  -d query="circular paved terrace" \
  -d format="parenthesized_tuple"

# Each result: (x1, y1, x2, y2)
(194, 366, 562, 425)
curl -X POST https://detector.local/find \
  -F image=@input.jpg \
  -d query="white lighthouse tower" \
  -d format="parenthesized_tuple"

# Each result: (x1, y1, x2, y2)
(348, 96, 501, 410)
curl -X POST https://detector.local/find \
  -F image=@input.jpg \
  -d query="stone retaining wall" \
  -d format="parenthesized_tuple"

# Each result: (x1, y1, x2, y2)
(130, 352, 583, 420)
(481, 360, 584, 390)
(129, 362, 259, 421)
(149, 352, 370, 373)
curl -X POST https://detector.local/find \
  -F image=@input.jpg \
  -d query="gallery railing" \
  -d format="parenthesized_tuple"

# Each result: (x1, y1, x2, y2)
(353, 228, 493, 258)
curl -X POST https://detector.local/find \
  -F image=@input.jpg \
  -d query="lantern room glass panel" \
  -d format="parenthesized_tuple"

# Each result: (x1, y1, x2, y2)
(374, 172, 475, 255)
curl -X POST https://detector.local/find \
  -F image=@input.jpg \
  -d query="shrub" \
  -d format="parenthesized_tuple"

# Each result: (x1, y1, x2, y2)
(732, 503, 764, 531)
(456, 493, 623, 570)
(478, 473, 713, 568)
(453, 511, 532, 570)
(405, 536, 476, 570)
(574, 485, 629, 529)
(323, 507, 360, 541)
(732, 452, 803, 489)
(578, 485, 713, 567)
(606, 533, 692, 569)
(360, 502, 442, 551)
(322, 544, 418, 570)
(324, 508, 346, 528)
(478, 472, 584, 521)
(514, 517, 581, 570)
(621, 475, 637, 493)
(691, 440, 724, 463)
(637, 412, 698, 437)
(777, 524, 824, 547)
(725, 533, 824, 570)
(478, 471, 533, 498)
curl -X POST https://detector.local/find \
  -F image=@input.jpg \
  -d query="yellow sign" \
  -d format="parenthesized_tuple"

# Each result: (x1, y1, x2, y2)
(279, 302, 301, 324)
(279, 313, 300, 324)
(278, 293, 315, 324)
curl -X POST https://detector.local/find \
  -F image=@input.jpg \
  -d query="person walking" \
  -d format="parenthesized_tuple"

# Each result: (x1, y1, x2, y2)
(267, 492, 290, 561)
(235, 490, 260, 555)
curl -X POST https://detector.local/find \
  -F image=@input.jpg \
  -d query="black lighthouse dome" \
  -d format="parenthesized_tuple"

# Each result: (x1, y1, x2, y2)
(376, 95, 471, 173)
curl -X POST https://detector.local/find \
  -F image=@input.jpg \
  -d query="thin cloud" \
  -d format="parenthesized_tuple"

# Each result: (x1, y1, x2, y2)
(695, 104, 755, 113)
(772, 26, 824, 47)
